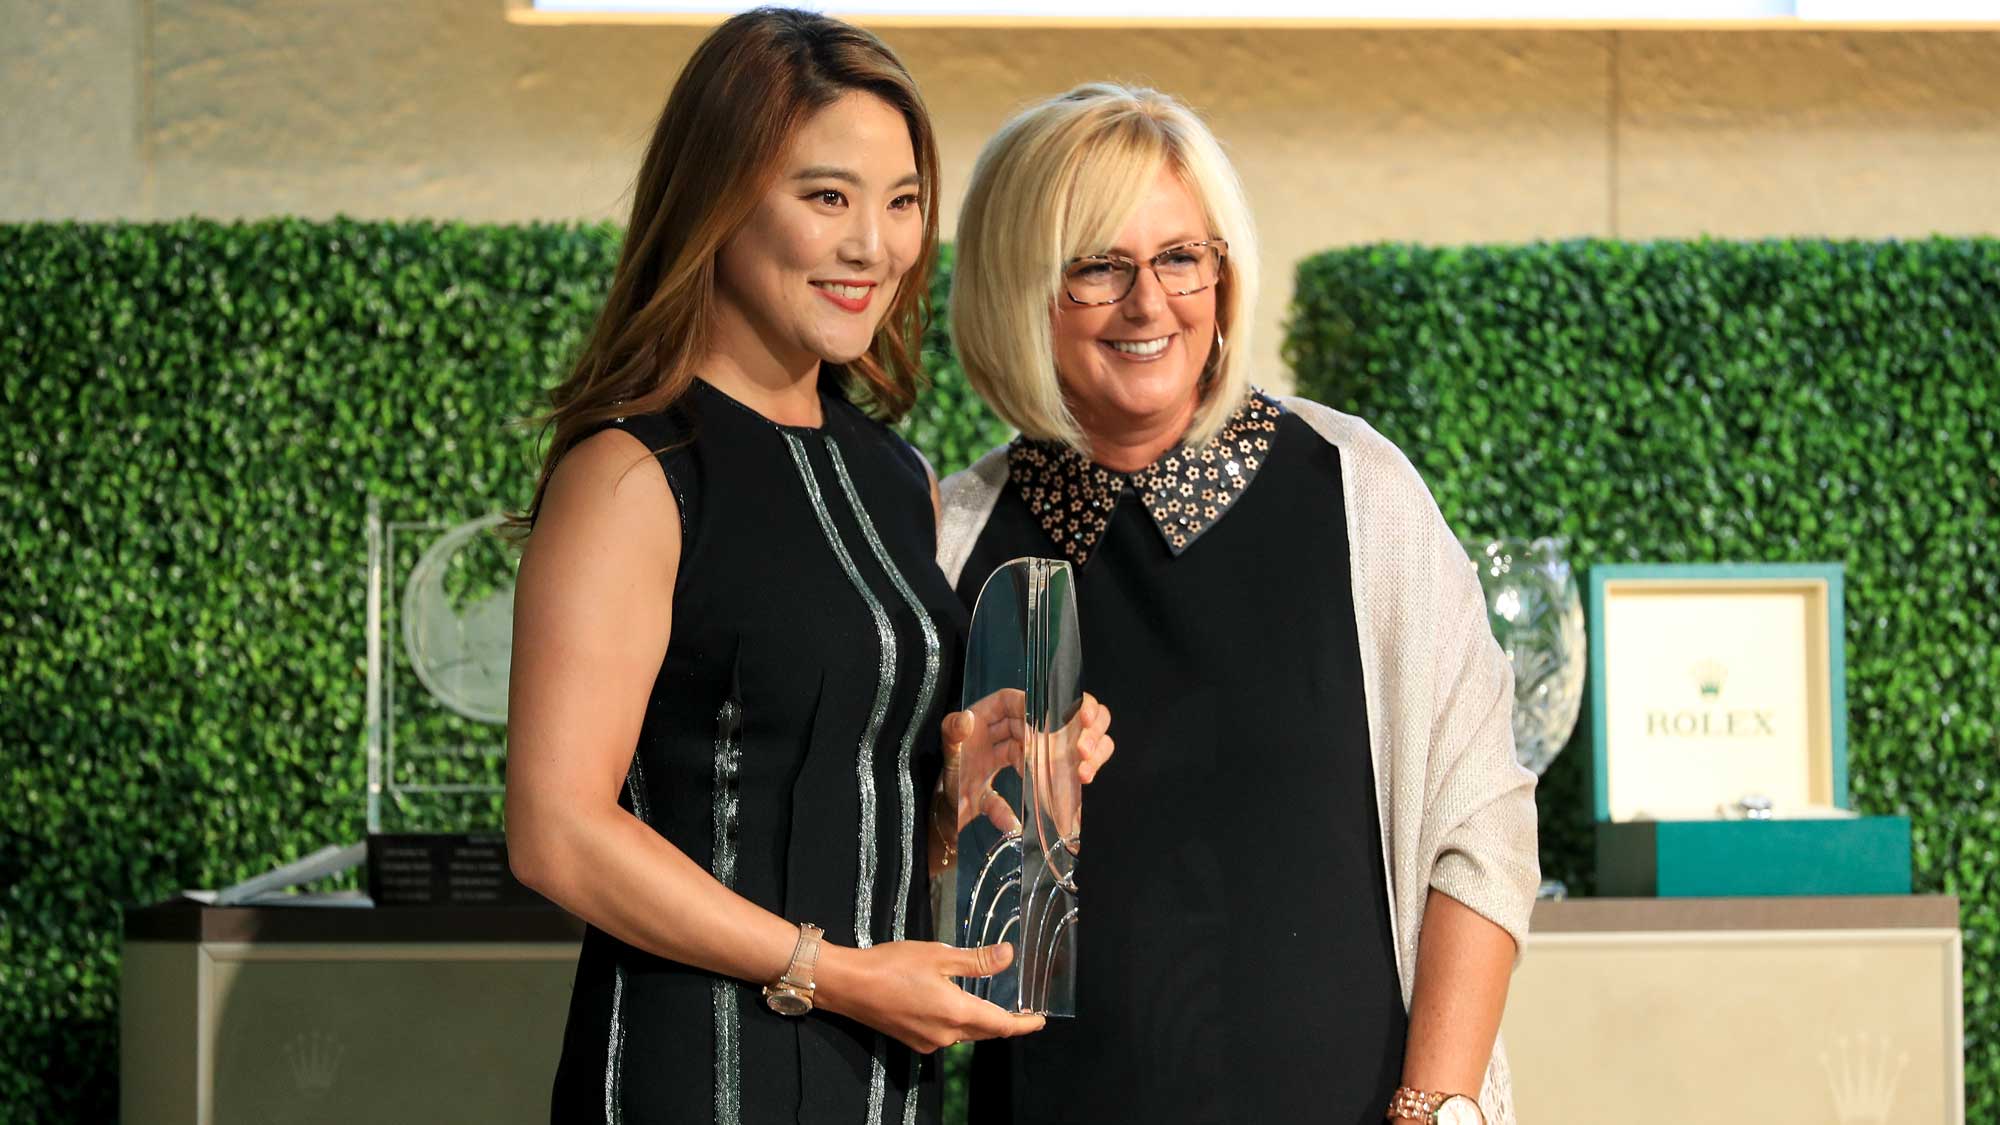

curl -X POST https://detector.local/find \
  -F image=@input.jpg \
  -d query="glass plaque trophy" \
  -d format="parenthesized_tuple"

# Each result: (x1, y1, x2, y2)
(934, 558, 1083, 1017)
(363, 498, 537, 905)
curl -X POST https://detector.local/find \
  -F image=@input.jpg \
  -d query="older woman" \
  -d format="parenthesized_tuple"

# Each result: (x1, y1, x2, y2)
(937, 84, 1539, 1125)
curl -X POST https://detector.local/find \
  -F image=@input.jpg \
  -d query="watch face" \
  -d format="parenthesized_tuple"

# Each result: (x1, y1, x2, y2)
(1435, 1095, 1484, 1125)
(765, 989, 812, 1017)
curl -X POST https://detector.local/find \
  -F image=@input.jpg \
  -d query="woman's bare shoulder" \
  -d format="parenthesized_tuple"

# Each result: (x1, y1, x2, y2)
(527, 426, 683, 565)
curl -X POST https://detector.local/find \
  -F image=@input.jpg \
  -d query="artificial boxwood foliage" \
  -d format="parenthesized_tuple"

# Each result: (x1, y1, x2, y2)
(1286, 237, 1999, 1118)
(0, 219, 1004, 1124)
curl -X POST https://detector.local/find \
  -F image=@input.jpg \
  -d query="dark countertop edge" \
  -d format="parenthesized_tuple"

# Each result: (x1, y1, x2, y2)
(124, 894, 1960, 944)
(123, 899, 586, 943)
(1530, 894, 1960, 934)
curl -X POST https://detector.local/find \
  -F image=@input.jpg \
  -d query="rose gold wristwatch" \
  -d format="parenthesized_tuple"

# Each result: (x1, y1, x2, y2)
(762, 923, 823, 1016)
(1386, 1087, 1484, 1125)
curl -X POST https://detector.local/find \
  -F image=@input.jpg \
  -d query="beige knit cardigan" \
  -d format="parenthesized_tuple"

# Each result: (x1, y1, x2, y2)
(935, 395, 1541, 1123)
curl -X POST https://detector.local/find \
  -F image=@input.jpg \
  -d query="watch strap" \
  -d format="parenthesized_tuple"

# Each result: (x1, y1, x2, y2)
(1386, 1086, 1443, 1121)
(771, 922, 823, 991)
(1387, 1087, 1481, 1123)
(762, 923, 823, 1016)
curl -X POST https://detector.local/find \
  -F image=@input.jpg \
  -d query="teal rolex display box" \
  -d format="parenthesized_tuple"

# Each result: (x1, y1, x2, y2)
(1595, 817, 1912, 896)
(1589, 564, 1912, 897)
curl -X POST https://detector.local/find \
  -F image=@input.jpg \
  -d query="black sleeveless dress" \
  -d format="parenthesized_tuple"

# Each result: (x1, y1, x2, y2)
(548, 378, 965, 1125)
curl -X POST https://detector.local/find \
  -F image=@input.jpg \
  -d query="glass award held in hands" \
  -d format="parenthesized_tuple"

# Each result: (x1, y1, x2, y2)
(934, 558, 1083, 1017)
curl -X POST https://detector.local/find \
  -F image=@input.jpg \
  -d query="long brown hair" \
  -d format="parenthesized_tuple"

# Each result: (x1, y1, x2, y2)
(520, 7, 940, 527)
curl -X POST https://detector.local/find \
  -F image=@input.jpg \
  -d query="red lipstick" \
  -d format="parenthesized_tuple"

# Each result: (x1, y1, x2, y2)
(812, 280, 876, 314)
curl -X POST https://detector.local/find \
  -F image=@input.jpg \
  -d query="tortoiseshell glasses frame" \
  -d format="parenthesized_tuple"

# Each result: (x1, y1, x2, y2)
(1060, 239, 1229, 306)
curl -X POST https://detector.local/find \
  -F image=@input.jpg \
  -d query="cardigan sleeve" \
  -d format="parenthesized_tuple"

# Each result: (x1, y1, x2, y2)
(935, 446, 1010, 586)
(1419, 499, 1542, 955)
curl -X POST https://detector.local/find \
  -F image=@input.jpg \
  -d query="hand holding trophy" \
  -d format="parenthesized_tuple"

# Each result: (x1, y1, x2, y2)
(930, 558, 1108, 1018)
(933, 689, 1112, 868)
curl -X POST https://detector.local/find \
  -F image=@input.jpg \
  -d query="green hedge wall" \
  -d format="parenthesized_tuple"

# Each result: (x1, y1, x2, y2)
(0, 220, 1002, 1123)
(5, 225, 1995, 1120)
(1287, 237, 1999, 1118)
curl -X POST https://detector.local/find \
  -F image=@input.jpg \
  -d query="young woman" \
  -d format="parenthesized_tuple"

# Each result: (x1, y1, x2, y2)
(503, 12, 1109, 1124)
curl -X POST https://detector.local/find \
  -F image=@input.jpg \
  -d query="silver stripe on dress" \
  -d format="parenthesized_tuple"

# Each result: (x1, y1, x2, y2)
(825, 438, 940, 945)
(783, 432, 898, 941)
(825, 439, 940, 1125)
(781, 431, 898, 1125)
(606, 755, 649, 1125)
(710, 698, 745, 888)
(625, 753, 652, 824)
(865, 1052, 888, 1125)
(711, 697, 745, 1125)
(605, 965, 626, 1125)
(712, 976, 742, 1125)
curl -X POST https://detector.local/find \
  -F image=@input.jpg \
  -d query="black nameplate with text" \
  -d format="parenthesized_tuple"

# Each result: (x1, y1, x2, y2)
(365, 833, 545, 907)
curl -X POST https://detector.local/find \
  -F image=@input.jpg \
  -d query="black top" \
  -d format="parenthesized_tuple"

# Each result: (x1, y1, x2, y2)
(956, 392, 1406, 1125)
(548, 379, 965, 1125)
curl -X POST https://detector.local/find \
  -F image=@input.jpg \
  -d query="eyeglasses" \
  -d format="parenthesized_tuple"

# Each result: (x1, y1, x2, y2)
(1060, 240, 1229, 306)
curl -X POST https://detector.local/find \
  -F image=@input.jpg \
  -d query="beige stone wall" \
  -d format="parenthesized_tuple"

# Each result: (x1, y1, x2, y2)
(7, 1, 1999, 386)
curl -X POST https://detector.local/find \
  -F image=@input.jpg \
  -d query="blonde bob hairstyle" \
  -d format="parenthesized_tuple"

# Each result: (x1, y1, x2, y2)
(951, 83, 1259, 452)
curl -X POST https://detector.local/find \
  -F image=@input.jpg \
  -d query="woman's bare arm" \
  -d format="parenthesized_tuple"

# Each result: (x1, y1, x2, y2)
(1395, 889, 1516, 1116)
(506, 428, 799, 983)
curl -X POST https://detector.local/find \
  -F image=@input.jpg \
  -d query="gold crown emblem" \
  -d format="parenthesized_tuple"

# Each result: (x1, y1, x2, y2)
(1691, 660, 1727, 701)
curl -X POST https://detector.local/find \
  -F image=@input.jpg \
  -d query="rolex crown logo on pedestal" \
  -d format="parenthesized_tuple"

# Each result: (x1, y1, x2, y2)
(1820, 1032, 1908, 1125)
(284, 1030, 345, 1096)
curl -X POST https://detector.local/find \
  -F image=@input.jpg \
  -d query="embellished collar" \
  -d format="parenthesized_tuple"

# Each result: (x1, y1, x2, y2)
(1007, 390, 1285, 567)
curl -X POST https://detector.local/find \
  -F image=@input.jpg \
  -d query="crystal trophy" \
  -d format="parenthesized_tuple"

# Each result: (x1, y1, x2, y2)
(364, 498, 537, 905)
(1464, 535, 1586, 776)
(1465, 534, 1585, 899)
(935, 558, 1083, 1016)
